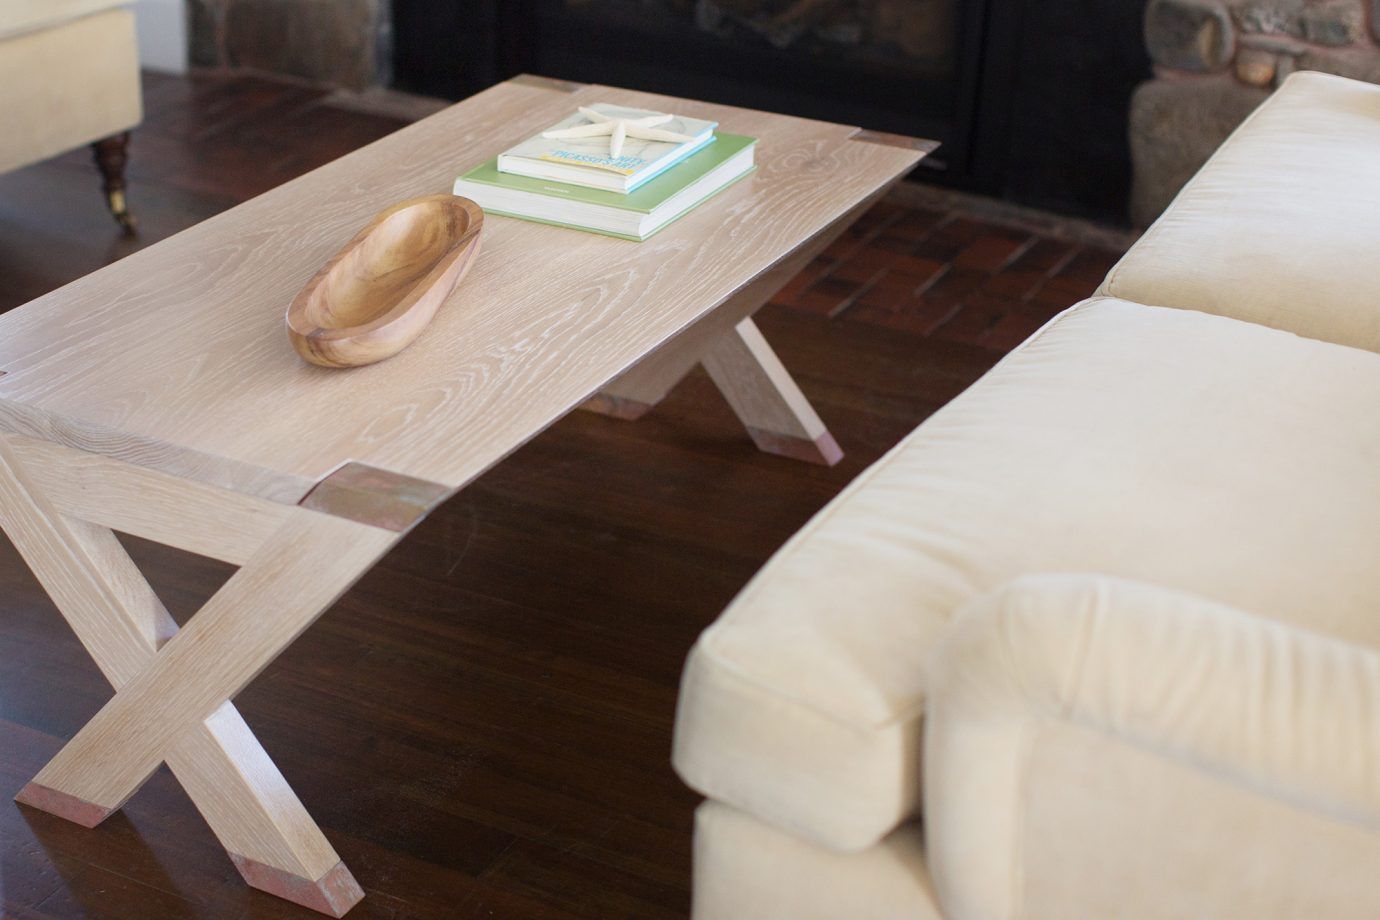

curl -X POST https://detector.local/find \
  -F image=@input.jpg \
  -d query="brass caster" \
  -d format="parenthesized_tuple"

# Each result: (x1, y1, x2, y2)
(107, 189, 136, 236)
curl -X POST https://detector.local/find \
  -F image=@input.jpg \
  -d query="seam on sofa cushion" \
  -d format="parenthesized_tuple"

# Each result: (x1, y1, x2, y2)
(676, 643, 920, 850)
(691, 637, 896, 736)
(998, 593, 1038, 920)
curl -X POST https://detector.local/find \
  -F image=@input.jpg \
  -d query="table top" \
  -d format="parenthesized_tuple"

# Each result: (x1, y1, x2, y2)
(0, 76, 931, 502)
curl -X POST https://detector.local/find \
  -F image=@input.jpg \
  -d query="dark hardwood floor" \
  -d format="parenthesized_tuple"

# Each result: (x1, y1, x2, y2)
(0, 72, 1126, 919)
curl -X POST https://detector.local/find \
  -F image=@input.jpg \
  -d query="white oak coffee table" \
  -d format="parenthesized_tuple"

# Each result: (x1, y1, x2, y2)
(0, 75, 932, 915)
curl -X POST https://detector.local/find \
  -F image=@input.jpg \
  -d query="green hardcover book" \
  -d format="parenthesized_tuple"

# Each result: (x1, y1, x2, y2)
(453, 132, 757, 241)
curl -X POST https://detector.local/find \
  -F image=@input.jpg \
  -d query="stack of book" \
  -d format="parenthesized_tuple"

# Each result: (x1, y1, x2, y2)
(453, 103, 757, 241)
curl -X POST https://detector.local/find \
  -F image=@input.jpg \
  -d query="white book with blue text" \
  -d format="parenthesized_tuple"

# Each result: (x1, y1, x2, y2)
(497, 104, 717, 193)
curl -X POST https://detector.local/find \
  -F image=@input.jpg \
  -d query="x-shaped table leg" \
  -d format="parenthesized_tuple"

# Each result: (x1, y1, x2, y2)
(581, 193, 882, 466)
(0, 438, 399, 916)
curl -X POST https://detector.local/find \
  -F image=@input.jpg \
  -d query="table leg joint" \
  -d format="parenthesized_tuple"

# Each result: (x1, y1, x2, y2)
(579, 392, 659, 421)
(298, 461, 450, 532)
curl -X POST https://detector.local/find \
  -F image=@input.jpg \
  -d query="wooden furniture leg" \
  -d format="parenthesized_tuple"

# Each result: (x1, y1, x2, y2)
(585, 285, 844, 464)
(0, 437, 399, 916)
(580, 340, 704, 420)
(91, 132, 134, 233)
(701, 317, 842, 466)
(581, 198, 882, 463)
(19, 506, 393, 828)
(577, 264, 791, 424)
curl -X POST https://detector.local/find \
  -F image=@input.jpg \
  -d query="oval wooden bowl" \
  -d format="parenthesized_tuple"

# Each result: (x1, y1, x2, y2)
(287, 194, 484, 368)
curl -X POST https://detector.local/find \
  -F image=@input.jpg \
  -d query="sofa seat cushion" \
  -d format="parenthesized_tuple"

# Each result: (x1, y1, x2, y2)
(0, 0, 129, 40)
(1100, 71, 1380, 353)
(673, 296, 1380, 851)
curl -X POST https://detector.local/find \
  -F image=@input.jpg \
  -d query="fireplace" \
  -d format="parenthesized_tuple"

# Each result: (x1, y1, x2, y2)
(395, 0, 984, 179)
(390, 0, 1153, 223)
(509, 1, 978, 175)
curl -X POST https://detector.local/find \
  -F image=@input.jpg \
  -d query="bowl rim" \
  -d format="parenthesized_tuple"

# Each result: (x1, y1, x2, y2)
(286, 194, 484, 345)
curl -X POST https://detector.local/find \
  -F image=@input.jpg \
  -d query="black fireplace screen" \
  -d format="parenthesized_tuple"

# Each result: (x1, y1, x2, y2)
(515, 0, 977, 171)
(393, 0, 986, 178)
(391, 0, 1155, 222)
(682, 0, 956, 76)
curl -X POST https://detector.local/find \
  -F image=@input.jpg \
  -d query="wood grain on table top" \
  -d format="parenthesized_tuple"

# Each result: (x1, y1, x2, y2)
(0, 78, 930, 501)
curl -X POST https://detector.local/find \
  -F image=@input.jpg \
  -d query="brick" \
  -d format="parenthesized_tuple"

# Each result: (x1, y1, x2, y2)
(1007, 238, 1077, 273)
(1032, 275, 1101, 309)
(917, 266, 988, 309)
(886, 208, 947, 241)
(851, 200, 906, 233)
(912, 217, 986, 263)
(773, 257, 835, 304)
(848, 298, 959, 336)
(932, 298, 1010, 346)
(820, 225, 870, 262)
(833, 247, 901, 284)
(889, 254, 947, 287)
(953, 233, 1032, 273)
(1051, 247, 1123, 287)
(1010, 295, 1071, 324)
(819, 202, 904, 262)
(869, 232, 920, 254)
(855, 269, 930, 311)
(775, 200, 1132, 348)
(979, 269, 1049, 301)
(793, 276, 864, 316)
(980, 311, 1050, 352)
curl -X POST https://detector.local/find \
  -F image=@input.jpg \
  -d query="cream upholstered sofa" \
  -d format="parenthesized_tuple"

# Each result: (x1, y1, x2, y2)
(0, 0, 143, 228)
(673, 71, 1380, 919)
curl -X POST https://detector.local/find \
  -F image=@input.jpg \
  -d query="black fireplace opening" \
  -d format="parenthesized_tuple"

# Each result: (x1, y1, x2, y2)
(391, 1, 1151, 224)
(509, 1, 984, 176)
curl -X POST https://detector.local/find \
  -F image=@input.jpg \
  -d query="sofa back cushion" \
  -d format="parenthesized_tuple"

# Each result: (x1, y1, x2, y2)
(1100, 71, 1380, 353)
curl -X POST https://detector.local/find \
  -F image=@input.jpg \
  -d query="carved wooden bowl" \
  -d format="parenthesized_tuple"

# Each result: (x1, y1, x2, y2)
(287, 194, 484, 368)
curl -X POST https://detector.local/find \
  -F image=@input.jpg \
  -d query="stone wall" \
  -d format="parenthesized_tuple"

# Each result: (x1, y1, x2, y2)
(1131, 0, 1380, 224)
(188, 0, 390, 91)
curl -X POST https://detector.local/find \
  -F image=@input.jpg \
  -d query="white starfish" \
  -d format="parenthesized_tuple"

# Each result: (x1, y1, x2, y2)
(542, 106, 698, 158)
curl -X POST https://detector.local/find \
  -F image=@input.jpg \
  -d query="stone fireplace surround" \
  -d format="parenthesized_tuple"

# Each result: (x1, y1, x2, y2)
(1134, 0, 1380, 224)
(188, 0, 391, 90)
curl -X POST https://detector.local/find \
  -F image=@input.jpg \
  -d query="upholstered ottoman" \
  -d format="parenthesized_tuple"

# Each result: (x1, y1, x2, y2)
(0, 0, 143, 227)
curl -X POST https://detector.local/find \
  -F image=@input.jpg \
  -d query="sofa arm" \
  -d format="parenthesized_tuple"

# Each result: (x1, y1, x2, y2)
(923, 574, 1380, 920)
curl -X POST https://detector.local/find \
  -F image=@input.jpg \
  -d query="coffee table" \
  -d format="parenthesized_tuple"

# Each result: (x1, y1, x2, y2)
(0, 74, 933, 915)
